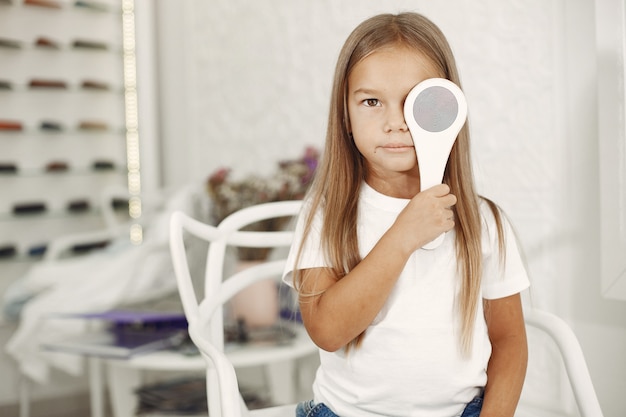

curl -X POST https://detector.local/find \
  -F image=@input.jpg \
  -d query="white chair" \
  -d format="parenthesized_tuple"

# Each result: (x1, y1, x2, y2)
(169, 201, 317, 417)
(171, 199, 602, 417)
(174, 293, 604, 417)
(517, 309, 603, 417)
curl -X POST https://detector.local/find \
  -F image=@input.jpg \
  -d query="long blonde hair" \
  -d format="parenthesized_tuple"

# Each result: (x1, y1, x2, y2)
(295, 12, 503, 354)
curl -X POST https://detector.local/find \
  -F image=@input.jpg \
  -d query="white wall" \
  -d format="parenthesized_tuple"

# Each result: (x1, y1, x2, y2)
(561, 2, 626, 414)
(157, 0, 626, 415)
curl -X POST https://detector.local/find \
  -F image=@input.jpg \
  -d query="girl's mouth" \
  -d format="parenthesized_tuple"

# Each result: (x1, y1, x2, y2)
(379, 144, 414, 153)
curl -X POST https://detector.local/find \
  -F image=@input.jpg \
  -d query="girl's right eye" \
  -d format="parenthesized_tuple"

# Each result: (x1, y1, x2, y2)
(363, 98, 380, 107)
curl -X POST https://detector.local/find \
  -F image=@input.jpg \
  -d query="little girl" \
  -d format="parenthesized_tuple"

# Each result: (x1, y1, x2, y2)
(283, 12, 530, 417)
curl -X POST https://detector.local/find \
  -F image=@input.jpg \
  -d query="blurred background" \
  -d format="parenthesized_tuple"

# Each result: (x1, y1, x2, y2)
(1, 0, 625, 416)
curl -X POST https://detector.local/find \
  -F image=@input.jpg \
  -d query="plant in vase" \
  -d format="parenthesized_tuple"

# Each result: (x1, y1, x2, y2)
(206, 147, 319, 331)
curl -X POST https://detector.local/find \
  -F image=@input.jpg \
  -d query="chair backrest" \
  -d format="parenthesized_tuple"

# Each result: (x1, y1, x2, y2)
(204, 200, 302, 350)
(521, 309, 603, 417)
(169, 200, 303, 417)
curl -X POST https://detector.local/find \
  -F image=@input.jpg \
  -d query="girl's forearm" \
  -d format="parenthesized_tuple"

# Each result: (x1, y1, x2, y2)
(481, 335, 527, 416)
(481, 295, 528, 417)
(300, 226, 411, 351)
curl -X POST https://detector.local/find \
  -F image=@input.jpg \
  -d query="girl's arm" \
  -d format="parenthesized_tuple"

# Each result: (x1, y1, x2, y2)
(481, 293, 528, 417)
(298, 184, 456, 352)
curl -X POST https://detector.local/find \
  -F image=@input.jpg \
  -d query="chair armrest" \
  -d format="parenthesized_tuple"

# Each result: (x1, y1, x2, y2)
(525, 309, 603, 417)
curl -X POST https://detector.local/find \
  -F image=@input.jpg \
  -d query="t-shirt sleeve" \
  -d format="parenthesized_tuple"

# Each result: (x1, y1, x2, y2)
(481, 205, 530, 300)
(282, 203, 327, 288)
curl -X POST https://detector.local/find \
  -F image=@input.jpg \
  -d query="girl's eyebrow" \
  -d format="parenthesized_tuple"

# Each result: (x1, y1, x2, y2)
(352, 87, 380, 96)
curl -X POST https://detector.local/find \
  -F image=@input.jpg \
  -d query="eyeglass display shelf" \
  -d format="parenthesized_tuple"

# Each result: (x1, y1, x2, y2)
(0, 39, 120, 53)
(0, 124, 125, 134)
(0, 81, 122, 93)
(0, 164, 126, 175)
(0, 210, 130, 262)
(0, 237, 113, 263)
(0, 201, 129, 221)
(0, 0, 119, 13)
(0, 0, 132, 273)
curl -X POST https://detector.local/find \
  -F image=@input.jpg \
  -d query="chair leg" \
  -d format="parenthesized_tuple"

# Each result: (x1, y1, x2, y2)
(88, 358, 105, 417)
(264, 361, 295, 405)
(19, 374, 30, 417)
(105, 362, 143, 417)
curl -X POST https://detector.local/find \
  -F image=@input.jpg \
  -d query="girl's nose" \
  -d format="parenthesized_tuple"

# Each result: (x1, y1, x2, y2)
(384, 105, 408, 132)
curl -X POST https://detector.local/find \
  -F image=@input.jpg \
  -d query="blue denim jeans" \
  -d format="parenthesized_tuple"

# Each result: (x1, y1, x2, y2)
(295, 394, 483, 417)
(460, 394, 483, 417)
(295, 400, 338, 417)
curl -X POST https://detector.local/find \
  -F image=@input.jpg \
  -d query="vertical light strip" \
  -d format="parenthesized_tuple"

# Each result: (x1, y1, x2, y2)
(612, 0, 626, 240)
(121, 0, 143, 244)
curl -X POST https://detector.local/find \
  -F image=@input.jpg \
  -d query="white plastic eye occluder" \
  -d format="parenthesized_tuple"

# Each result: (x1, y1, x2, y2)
(404, 78, 467, 249)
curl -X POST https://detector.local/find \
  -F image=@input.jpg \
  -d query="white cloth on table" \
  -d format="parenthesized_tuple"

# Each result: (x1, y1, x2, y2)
(4, 183, 208, 383)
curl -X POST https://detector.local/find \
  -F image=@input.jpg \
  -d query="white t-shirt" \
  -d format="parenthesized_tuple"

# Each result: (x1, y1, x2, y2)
(283, 182, 530, 417)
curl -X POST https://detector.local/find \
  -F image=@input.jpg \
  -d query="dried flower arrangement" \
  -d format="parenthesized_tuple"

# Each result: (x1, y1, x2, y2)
(206, 146, 319, 260)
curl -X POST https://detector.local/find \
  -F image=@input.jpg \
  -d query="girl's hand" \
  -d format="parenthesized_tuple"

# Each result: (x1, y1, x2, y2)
(392, 183, 457, 254)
